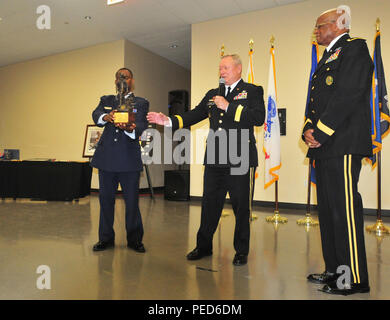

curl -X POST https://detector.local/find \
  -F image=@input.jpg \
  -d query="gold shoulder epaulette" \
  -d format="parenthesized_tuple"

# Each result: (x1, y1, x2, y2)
(347, 37, 365, 42)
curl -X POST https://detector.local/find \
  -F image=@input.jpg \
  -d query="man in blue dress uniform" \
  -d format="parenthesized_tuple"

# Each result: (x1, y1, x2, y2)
(91, 68, 149, 252)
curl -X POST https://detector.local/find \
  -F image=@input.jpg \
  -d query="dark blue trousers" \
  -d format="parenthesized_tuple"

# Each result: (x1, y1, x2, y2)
(98, 170, 143, 245)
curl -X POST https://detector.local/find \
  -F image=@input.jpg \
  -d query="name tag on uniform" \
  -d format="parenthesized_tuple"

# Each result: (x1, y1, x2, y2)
(104, 106, 112, 110)
(233, 90, 247, 100)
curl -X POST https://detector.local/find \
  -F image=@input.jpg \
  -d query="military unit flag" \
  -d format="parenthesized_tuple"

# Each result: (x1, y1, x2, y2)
(305, 41, 319, 185)
(369, 30, 390, 167)
(263, 46, 281, 189)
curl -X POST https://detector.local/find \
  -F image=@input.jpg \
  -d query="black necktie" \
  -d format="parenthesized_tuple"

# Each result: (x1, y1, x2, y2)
(315, 50, 332, 72)
(320, 49, 332, 63)
(226, 86, 231, 97)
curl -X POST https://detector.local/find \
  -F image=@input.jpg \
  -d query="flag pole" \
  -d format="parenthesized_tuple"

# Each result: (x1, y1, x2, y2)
(220, 43, 231, 218)
(366, 150, 390, 235)
(266, 178, 287, 223)
(297, 159, 319, 227)
(265, 35, 287, 224)
(378, 150, 382, 221)
(297, 32, 319, 228)
(248, 39, 258, 221)
(366, 18, 390, 236)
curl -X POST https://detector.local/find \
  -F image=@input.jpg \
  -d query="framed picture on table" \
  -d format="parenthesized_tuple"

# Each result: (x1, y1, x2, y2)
(82, 125, 104, 158)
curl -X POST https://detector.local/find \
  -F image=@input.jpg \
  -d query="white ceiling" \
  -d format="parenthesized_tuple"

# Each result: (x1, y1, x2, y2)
(0, 0, 307, 70)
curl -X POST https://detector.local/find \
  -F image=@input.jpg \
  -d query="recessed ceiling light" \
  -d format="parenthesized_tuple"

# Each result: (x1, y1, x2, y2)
(169, 44, 179, 49)
(107, 0, 125, 5)
(84, 16, 92, 20)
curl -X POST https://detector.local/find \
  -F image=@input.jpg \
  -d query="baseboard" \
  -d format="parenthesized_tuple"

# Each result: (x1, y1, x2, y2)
(88, 190, 390, 217)
(139, 187, 164, 194)
(90, 186, 164, 195)
(189, 196, 390, 217)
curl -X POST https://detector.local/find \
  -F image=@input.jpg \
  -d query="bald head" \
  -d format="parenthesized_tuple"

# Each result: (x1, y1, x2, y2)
(314, 6, 351, 46)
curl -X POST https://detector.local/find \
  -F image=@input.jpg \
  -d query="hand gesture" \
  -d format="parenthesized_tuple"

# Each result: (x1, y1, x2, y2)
(147, 112, 170, 126)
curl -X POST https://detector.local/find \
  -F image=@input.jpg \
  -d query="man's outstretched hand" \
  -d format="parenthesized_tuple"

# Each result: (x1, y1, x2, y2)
(147, 112, 170, 126)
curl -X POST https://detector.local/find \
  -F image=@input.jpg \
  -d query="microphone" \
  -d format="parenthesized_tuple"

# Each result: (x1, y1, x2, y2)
(207, 78, 225, 110)
(218, 78, 225, 96)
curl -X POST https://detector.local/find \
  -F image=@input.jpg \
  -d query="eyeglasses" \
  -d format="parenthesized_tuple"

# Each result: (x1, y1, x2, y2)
(117, 75, 132, 80)
(314, 20, 336, 30)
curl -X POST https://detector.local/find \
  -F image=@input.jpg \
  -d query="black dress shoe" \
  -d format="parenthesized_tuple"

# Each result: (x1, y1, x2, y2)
(307, 271, 338, 284)
(319, 281, 370, 296)
(93, 240, 114, 251)
(127, 242, 146, 253)
(233, 254, 248, 266)
(186, 248, 212, 260)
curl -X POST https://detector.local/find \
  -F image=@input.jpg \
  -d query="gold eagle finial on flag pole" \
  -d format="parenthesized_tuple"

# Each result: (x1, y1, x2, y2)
(376, 18, 380, 32)
(220, 44, 225, 57)
(249, 39, 254, 52)
(270, 35, 275, 48)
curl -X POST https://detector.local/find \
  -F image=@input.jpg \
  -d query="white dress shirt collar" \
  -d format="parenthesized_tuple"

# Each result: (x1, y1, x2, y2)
(326, 32, 348, 52)
(225, 78, 241, 96)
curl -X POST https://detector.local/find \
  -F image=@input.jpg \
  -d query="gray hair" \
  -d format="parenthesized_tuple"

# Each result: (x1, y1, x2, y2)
(221, 54, 242, 66)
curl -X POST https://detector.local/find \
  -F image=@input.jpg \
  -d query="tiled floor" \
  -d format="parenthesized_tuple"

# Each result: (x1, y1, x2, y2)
(0, 194, 389, 300)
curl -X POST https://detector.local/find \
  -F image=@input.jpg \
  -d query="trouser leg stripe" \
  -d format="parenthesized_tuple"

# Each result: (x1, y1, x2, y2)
(249, 167, 254, 219)
(348, 155, 361, 284)
(344, 155, 357, 284)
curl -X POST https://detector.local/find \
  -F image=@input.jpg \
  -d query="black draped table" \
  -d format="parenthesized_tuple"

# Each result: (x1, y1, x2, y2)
(0, 160, 92, 201)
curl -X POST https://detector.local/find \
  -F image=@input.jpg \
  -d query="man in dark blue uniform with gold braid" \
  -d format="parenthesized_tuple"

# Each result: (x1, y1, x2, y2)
(148, 54, 265, 266)
(91, 68, 149, 253)
(303, 8, 373, 295)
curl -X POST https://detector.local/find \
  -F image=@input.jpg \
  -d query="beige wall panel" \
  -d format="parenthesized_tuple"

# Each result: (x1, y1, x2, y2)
(0, 40, 124, 161)
(191, 0, 390, 209)
(0, 38, 191, 190)
(124, 40, 191, 188)
(0, 40, 125, 190)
